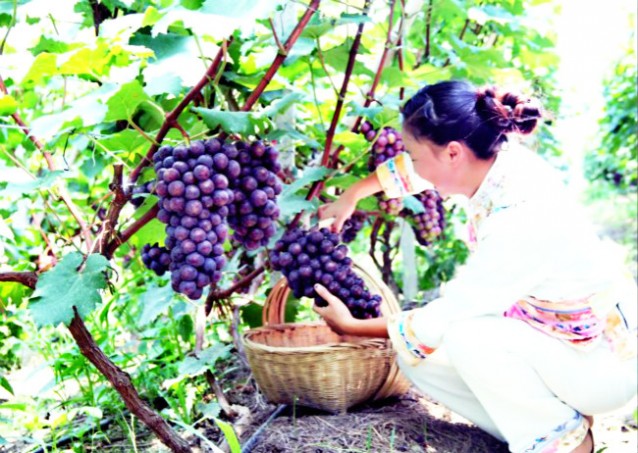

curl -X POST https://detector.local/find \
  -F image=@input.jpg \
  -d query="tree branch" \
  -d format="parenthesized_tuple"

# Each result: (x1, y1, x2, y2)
(68, 311, 191, 453)
(104, 203, 160, 259)
(0, 271, 38, 289)
(240, 0, 321, 112)
(350, 0, 397, 134)
(321, 0, 370, 167)
(129, 38, 233, 185)
(98, 165, 128, 255)
(205, 266, 265, 316)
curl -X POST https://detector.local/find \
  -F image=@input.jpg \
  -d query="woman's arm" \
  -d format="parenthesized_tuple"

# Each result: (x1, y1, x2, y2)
(318, 172, 382, 232)
(313, 284, 389, 338)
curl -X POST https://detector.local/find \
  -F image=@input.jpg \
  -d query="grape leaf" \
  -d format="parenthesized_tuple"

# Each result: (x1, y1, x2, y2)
(138, 284, 175, 326)
(29, 253, 109, 326)
(278, 194, 317, 217)
(177, 344, 231, 377)
(22, 52, 58, 84)
(402, 195, 425, 214)
(104, 81, 150, 121)
(280, 166, 330, 197)
(0, 170, 64, 197)
(0, 94, 18, 116)
(0, 375, 13, 396)
(194, 108, 270, 135)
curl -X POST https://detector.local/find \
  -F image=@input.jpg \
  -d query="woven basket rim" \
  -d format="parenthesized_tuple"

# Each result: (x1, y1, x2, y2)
(242, 321, 390, 353)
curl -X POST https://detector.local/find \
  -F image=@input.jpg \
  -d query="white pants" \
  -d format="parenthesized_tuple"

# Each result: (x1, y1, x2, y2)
(396, 316, 637, 452)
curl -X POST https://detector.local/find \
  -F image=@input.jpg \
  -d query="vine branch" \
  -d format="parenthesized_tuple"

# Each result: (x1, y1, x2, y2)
(129, 38, 233, 185)
(241, 0, 321, 112)
(104, 203, 160, 259)
(205, 266, 265, 316)
(68, 310, 192, 453)
(0, 271, 38, 289)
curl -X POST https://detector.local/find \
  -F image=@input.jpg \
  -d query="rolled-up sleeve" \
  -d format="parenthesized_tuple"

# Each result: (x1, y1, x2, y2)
(375, 154, 433, 198)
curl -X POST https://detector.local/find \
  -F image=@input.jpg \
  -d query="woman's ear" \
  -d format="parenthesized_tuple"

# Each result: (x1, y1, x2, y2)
(443, 141, 464, 165)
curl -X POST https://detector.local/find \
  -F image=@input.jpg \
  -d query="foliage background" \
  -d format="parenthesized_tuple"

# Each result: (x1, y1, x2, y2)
(0, 0, 635, 451)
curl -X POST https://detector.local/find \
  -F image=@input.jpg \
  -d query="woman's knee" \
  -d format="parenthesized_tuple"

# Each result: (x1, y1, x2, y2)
(442, 316, 498, 359)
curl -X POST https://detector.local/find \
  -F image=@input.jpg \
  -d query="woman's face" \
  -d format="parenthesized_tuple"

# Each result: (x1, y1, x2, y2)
(401, 128, 453, 196)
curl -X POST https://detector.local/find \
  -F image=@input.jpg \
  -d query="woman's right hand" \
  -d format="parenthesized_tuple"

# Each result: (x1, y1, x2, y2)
(317, 192, 357, 232)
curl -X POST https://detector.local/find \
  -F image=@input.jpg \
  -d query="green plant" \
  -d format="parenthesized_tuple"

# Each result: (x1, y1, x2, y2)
(0, 0, 561, 450)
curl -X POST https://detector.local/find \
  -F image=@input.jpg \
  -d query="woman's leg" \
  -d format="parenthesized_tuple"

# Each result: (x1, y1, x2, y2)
(441, 316, 637, 452)
(396, 347, 505, 441)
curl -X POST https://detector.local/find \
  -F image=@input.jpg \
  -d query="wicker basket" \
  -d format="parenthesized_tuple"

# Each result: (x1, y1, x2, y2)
(242, 262, 411, 414)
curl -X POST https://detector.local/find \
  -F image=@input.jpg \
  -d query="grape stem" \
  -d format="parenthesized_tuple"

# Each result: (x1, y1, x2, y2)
(104, 203, 160, 259)
(98, 165, 128, 255)
(205, 265, 265, 316)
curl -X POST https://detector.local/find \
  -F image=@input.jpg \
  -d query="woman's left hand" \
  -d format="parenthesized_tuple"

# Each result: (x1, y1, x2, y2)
(312, 284, 355, 335)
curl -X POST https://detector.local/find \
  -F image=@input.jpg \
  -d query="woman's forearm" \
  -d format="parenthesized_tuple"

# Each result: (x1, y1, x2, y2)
(346, 172, 383, 203)
(344, 316, 389, 338)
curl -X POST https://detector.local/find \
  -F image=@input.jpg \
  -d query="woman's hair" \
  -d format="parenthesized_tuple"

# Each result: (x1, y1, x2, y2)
(401, 80, 543, 159)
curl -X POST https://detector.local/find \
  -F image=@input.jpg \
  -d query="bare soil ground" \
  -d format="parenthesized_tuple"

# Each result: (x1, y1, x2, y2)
(2, 353, 636, 453)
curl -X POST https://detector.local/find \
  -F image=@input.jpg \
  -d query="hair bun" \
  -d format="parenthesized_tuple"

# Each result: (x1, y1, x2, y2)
(476, 87, 543, 135)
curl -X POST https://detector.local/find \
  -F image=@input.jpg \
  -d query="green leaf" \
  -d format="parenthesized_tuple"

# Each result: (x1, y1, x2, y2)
(22, 52, 57, 84)
(325, 174, 358, 189)
(29, 253, 109, 327)
(266, 128, 321, 148)
(0, 94, 18, 116)
(0, 375, 13, 396)
(214, 418, 241, 453)
(301, 15, 336, 39)
(178, 314, 194, 342)
(278, 194, 317, 217)
(104, 81, 151, 122)
(332, 130, 367, 150)
(281, 166, 330, 197)
(142, 6, 163, 26)
(177, 344, 231, 377)
(193, 108, 269, 135)
(0, 0, 30, 15)
(403, 195, 425, 214)
(197, 401, 221, 420)
(138, 284, 175, 326)
(0, 170, 64, 197)
(263, 92, 306, 117)
(240, 303, 263, 328)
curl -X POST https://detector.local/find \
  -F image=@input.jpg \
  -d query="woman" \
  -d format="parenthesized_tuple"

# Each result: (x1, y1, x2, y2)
(314, 80, 637, 453)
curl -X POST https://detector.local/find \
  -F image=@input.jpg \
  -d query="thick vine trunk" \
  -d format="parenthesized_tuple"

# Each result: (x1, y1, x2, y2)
(68, 312, 192, 453)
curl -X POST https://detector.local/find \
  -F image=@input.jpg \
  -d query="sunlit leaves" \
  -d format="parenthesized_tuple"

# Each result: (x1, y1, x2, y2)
(193, 108, 270, 135)
(104, 81, 151, 122)
(0, 94, 18, 116)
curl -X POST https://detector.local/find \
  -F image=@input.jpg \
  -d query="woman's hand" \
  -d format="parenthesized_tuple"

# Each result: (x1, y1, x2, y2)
(317, 192, 357, 233)
(312, 284, 355, 335)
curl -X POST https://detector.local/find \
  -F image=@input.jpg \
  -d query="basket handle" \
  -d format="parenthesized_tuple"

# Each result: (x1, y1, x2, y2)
(262, 277, 293, 326)
(261, 261, 401, 326)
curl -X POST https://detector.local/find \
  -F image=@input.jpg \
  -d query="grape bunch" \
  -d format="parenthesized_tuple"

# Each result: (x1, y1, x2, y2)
(407, 190, 445, 246)
(227, 140, 283, 251)
(341, 211, 368, 243)
(141, 243, 171, 276)
(270, 227, 382, 319)
(151, 138, 237, 299)
(130, 181, 155, 208)
(360, 121, 405, 215)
